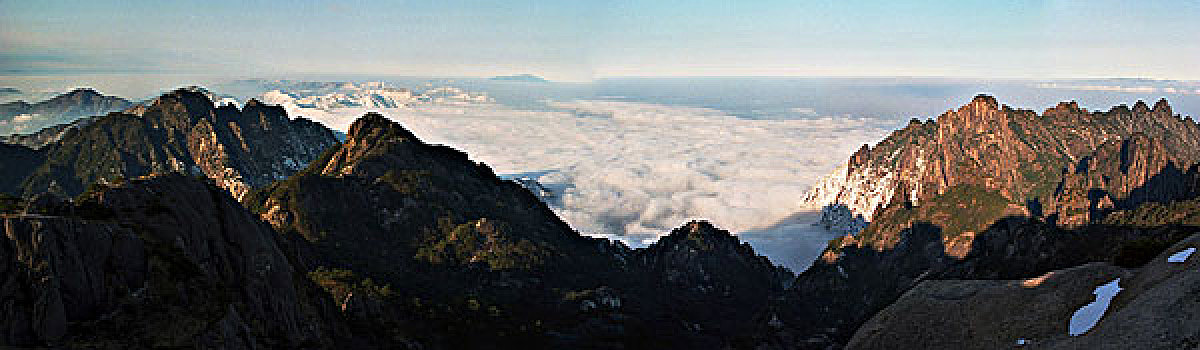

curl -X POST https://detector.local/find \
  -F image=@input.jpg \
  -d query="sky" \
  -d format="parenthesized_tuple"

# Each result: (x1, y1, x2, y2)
(1, 0, 1198, 82)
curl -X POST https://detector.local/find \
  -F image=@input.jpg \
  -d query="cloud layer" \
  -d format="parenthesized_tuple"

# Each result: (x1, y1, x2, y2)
(282, 99, 892, 270)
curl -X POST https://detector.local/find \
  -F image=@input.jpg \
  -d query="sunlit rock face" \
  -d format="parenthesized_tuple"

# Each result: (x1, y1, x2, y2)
(804, 95, 1200, 234)
(5, 88, 339, 200)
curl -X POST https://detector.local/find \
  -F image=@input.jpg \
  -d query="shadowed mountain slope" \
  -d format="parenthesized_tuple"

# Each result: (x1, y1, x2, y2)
(245, 113, 794, 348)
(0, 175, 346, 348)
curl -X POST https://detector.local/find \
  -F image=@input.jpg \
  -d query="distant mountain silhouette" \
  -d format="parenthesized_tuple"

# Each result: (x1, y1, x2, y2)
(490, 74, 549, 82)
(0, 88, 131, 135)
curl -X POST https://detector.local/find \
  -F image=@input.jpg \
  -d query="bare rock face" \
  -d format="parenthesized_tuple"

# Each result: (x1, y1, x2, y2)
(1049, 134, 1200, 226)
(0, 174, 341, 348)
(805, 96, 1200, 233)
(1038, 234, 1200, 349)
(846, 232, 1200, 350)
(9, 88, 338, 200)
(845, 263, 1130, 350)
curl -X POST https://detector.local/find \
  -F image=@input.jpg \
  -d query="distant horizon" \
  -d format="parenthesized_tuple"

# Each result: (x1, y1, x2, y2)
(4, 72, 1200, 82)
(5, 75, 1199, 122)
(4, 1, 1198, 81)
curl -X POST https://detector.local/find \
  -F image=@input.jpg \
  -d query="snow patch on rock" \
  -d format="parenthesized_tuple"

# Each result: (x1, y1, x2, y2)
(1167, 247, 1195, 263)
(1068, 278, 1122, 336)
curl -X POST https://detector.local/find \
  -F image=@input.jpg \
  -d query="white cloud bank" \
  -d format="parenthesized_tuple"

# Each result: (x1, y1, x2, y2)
(1035, 82, 1200, 95)
(280, 99, 892, 270)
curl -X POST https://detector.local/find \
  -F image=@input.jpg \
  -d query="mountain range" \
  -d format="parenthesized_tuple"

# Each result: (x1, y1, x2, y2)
(490, 74, 549, 82)
(0, 88, 338, 200)
(1, 90, 1197, 349)
(0, 88, 132, 136)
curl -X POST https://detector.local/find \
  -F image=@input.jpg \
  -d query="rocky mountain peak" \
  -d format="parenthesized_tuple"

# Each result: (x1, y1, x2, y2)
(1047, 100, 1083, 115)
(964, 94, 1000, 112)
(684, 219, 717, 233)
(1153, 98, 1173, 115)
(1108, 104, 1132, 115)
(805, 95, 1200, 236)
(937, 94, 1005, 133)
(345, 112, 419, 146)
(654, 220, 740, 249)
(1, 88, 133, 138)
(1133, 100, 1152, 115)
(62, 88, 100, 98)
(17, 88, 119, 110)
(634, 220, 794, 335)
(148, 88, 216, 119)
(643, 220, 791, 279)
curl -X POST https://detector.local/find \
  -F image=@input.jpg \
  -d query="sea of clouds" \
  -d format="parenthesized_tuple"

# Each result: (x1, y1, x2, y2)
(280, 99, 893, 270)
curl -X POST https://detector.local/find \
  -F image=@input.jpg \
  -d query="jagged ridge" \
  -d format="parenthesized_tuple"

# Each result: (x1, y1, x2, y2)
(806, 95, 1200, 234)
(4, 88, 339, 200)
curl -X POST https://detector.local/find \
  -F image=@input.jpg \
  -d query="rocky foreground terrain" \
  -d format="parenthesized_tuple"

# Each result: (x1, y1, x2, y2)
(2, 91, 1198, 349)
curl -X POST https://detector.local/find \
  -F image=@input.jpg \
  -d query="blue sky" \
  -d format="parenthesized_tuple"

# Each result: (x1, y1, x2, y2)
(1, 0, 1197, 81)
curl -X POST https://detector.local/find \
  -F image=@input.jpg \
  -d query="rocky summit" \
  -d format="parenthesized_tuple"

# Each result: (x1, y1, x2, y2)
(0, 88, 338, 200)
(805, 95, 1200, 233)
